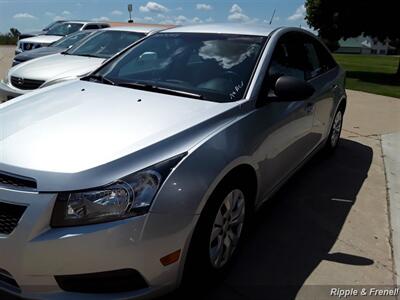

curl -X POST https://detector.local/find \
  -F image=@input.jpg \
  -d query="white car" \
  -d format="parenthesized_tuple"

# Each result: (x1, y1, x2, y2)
(1, 26, 165, 99)
(15, 21, 110, 54)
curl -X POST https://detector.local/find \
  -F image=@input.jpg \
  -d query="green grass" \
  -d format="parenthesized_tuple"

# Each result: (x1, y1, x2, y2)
(333, 54, 400, 98)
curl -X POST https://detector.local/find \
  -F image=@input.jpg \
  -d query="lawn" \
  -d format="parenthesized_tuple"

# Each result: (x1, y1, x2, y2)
(333, 54, 400, 98)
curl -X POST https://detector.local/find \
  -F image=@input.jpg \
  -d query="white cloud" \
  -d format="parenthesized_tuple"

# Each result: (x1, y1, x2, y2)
(53, 15, 65, 21)
(227, 4, 259, 23)
(111, 10, 123, 16)
(13, 13, 36, 19)
(191, 17, 203, 23)
(45, 11, 55, 17)
(91, 16, 110, 21)
(228, 4, 250, 22)
(205, 17, 214, 22)
(196, 3, 212, 11)
(139, 2, 168, 13)
(176, 6, 183, 11)
(62, 10, 70, 15)
(288, 5, 306, 21)
(174, 15, 188, 24)
(228, 12, 249, 22)
(230, 4, 243, 14)
(144, 16, 155, 22)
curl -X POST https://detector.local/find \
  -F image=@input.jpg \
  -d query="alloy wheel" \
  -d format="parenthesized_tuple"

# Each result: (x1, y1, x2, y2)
(209, 189, 245, 269)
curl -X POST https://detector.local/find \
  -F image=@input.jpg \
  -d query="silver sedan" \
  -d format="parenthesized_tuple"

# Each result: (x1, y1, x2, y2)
(0, 23, 346, 299)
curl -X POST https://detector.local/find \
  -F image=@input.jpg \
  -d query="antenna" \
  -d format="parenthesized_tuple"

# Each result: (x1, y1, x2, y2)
(269, 8, 276, 25)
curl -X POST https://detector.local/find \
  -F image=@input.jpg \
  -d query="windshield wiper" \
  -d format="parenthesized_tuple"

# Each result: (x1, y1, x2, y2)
(82, 74, 115, 85)
(116, 81, 204, 100)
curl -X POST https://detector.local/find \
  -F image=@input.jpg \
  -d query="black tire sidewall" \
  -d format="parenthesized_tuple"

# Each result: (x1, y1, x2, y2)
(183, 177, 251, 285)
(324, 107, 344, 152)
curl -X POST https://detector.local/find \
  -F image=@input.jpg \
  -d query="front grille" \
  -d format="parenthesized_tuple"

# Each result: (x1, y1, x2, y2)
(10, 76, 45, 90)
(0, 171, 37, 191)
(55, 269, 148, 293)
(0, 202, 27, 235)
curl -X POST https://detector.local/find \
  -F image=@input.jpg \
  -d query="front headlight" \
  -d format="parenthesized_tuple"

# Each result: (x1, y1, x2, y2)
(51, 153, 186, 227)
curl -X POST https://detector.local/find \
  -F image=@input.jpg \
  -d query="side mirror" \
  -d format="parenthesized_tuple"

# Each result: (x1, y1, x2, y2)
(274, 76, 315, 101)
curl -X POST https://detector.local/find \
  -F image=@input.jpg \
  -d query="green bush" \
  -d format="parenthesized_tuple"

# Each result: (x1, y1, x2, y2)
(0, 34, 18, 45)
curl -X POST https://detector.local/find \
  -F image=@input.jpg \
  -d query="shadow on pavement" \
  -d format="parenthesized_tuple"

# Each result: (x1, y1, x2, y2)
(1, 138, 373, 300)
(164, 138, 373, 300)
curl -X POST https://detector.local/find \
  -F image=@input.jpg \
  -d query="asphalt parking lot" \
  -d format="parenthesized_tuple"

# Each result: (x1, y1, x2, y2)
(0, 45, 399, 300)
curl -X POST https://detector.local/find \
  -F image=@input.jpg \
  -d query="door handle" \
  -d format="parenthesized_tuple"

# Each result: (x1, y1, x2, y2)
(331, 84, 339, 90)
(305, 102, 314, 113)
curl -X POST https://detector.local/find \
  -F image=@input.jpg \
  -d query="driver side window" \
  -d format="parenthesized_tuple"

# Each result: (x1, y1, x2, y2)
(267, 34, 306, 88)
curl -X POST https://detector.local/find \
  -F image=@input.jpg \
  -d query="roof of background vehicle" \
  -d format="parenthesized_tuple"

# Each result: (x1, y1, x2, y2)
(164, 23, 279, 36)
(107, 22, 175, 29)
(101, 25, 170, 33)
(61, 21, 110, 25)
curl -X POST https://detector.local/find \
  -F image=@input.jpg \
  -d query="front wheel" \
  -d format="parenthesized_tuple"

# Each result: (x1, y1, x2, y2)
(183, 180, 249, 286)
(323, 108, 344, 153)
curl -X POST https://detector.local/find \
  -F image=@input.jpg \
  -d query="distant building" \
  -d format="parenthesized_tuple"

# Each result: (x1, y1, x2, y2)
(336, 36, 395, 55)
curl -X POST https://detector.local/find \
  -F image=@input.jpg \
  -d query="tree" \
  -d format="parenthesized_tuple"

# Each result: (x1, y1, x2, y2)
(9, 28, 21, 38)
(305, 0, 400, 75)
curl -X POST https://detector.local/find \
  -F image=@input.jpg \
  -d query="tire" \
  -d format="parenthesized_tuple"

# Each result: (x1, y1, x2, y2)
(323, 106, 344, 154)
(183, 178, 251, 286)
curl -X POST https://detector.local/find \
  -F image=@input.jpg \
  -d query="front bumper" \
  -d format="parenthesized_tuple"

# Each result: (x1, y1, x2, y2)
(0, 187, 196, 299)
(0, 80, 26, 99)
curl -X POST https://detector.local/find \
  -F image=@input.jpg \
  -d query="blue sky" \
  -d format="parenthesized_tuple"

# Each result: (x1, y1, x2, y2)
(0, 0, 308, 34)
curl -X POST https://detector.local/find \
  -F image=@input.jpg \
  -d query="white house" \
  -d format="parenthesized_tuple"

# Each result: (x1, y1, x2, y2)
(336, 36, 395, 55)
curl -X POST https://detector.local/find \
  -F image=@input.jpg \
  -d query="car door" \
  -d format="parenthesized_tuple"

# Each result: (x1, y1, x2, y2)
(305, 36, 340, 141)
(253, 32, 321, 201)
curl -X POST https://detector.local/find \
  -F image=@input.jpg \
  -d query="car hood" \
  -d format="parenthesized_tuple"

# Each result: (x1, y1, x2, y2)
(9, 54, 105, 82)
(14, 47, 65, 62)
(19, 35, 63, 45)
(0, 80, 237, 174)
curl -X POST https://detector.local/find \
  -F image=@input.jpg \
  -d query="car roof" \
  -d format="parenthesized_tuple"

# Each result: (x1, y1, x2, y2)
(163, 23, 280, 37)
(100, 25, 167, 33)
(62, 21, 109, 25)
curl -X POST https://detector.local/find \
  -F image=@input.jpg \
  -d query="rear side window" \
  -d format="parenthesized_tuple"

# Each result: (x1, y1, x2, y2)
(313, 39, 337, 72)
(303, 40, 322, 80)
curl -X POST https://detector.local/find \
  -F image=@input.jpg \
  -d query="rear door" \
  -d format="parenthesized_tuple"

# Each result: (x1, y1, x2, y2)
(301, 34, 339, 143)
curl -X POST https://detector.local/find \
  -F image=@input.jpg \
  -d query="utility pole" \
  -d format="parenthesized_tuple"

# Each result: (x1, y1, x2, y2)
(128, 4, 133, 23)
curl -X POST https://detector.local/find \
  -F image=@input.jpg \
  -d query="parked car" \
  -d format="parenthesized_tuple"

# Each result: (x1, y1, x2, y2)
(0, 26, 164, 99)
(15, 21, 109, 54)
(12, 30, 95, 66)
(18, 20, 66, 40)
(0, 24, 346, 300)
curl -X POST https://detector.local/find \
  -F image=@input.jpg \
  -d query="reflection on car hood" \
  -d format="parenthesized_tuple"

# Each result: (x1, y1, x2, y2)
(9, 53, 105, 82)
(0, 80, 236, 173)
(19, 35, 63, 45)
(14, 47, 66, 62)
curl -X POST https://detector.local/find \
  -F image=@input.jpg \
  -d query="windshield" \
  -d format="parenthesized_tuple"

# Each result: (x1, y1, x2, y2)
(93, 33, 266, 102)
(52, 31, 92, 48)
(43, 21, 64, 31)
(66, 30, 145, 59)
(46, 23, 83, 36)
